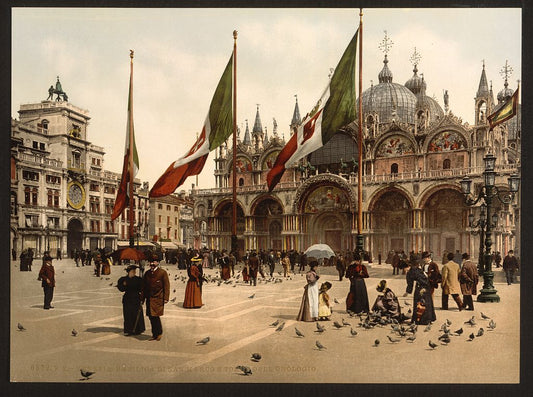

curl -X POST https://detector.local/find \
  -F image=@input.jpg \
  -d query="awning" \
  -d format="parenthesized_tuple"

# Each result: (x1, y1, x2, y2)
(117, 240, 155, 247)
(159, 241, 180, 249)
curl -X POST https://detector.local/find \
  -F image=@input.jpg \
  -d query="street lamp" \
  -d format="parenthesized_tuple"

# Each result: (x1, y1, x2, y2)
(460, 154, 520, 303)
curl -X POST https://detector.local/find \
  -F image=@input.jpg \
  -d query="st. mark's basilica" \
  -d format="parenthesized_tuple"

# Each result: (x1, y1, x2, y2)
(191, 43, 521, 261)
(10, 35, 521, 263)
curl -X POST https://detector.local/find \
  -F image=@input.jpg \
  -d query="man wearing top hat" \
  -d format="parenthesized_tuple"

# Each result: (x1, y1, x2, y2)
(141, 255, 170, 341)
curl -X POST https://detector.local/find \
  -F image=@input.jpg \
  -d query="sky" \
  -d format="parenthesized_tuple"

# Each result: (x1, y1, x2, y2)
(11, 7, 522, 191)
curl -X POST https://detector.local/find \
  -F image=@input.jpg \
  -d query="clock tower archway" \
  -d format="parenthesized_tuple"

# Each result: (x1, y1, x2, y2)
(67, 218, 84, 256)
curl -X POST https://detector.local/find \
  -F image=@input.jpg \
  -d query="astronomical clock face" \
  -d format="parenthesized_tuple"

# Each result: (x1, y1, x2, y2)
(67, 181, 85, 209)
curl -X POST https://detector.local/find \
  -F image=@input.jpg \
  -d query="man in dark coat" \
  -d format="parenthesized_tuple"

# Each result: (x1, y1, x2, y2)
(335, 255, 346, 281)
(141, 255, 170, 341)
(459, 253, 479, 310)
(248, 252, 259, 286)
(503, 250, 519, 285)
(299, 252, 307, 272)
(38, 254, 55, 309)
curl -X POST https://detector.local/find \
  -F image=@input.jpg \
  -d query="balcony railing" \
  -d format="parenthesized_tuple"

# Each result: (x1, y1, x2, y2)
(20, 153, 63, 169)
(193, 164, 520, 196)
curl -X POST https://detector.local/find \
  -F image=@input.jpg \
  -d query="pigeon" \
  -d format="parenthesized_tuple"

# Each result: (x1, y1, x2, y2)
(295, 327, 305, 337)
(488, 320, 496, 330)
(71, 329, 78, 337)
(248, 294, 255, 299)
(315, 340, 326, 350)
(373, 339, 380, 347)
(481, 312, 491, 320)
(406, 335, 416, 342)
(404, 301, 411, 306)
(196, 336, 210, 345)
(17, 323, 26, 331)
(334, 298, 340, 304)
(446, 319, 452, 326)
(333, 321, 343, 329)
(387, 335, 400, 343)
(105, 277, 110, 280)
(173, 289, 176, 293)
(270, 319, 280, 327)
(407, 308, 412, 314)
(476, 328, 484, 337)
(424, 324, 432, 332)
(109, 283, 113, 286)
(275, 322, 285, 332)
(80, 369, 95, 380)
(251, 353, 262, 362)
(454, 327, 464, 336)
(464, 316, 476, 326)
(350, 328, 358, 336)
(428, 340, 438, 349)
(315, 323, 326, 333)
(467, 333, 475, 341)
(170, 297, 176, 303)
(236, 365, 252, 375)
(438, 333, 451, 343)
(342, 318, 351, 327)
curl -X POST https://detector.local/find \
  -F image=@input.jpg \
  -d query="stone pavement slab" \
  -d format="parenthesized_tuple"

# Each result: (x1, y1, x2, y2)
(10, 259, 520, 383)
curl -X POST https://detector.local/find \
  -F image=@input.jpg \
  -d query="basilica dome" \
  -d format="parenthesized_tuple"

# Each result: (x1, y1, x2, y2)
(359, 55, 418, 125)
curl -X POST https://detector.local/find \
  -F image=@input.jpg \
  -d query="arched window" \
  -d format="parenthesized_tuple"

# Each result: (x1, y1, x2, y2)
(443, 159, 451, 169)
(238, 178, 244, 186)
(391, 163, 399, 174)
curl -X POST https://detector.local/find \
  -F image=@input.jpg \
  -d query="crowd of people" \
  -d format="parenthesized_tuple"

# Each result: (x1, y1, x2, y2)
(29, 243, 519, 340)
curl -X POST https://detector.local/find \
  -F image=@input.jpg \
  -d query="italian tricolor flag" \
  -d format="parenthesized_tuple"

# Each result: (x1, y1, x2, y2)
(267, 28, 359, 192)
(149, 53, 233, 198)
(488, 86, 519, 130)
(111, 54, 139, 221)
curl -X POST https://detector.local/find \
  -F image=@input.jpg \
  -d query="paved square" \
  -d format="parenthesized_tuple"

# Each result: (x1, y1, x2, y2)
(11, 259, 519, 383)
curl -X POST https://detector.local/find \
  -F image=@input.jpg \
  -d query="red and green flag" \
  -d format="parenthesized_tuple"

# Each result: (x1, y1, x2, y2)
(488, 86, 519, 130)
(111, 53, 139, 221)
(267, 28, 359, 192)
(149, 53, 233, 198)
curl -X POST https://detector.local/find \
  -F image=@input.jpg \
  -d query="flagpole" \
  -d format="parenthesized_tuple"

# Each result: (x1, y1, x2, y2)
(231, 30, 238, 256)
(128, 50, 135, 248)
(356, 9, 364, 255)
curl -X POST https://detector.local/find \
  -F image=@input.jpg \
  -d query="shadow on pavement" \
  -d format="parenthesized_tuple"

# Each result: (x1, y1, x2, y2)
(85, 326, 124, 334)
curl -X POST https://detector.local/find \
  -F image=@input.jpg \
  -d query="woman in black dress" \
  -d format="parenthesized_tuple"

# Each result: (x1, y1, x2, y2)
(404, 262, 436, 325)
(345, 253, 369, 314)
(117, 265, 145, 336)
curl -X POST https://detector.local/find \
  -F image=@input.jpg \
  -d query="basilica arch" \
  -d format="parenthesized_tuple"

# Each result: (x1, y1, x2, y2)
(249, 196, 284, 251)
(294, 175, 355, 252)
(368, 187, 414, 256)
(419, 185, 468, 260)
(209, 200, 245, 253)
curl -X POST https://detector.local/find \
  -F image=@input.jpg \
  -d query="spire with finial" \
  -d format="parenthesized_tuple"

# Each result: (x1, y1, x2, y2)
(443, 89, 449, 114)
(290, 95, 301, 129)
(243, 119, 251, 146)
(252, 104, 263, 134)
(264, 126, 268, 143)
(378, 30, 394, 83)
(476, 60, 490, 98)
(273, 117, 278, 137)
(497, 60, 514, 103)
(405, 47, 425, 94)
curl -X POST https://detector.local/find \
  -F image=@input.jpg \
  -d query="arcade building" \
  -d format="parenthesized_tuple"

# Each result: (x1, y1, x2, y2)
(191, 44, 521, 261)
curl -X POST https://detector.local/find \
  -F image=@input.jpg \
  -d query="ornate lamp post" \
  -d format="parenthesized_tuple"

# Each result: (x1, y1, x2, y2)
(460, 153, 520, 302)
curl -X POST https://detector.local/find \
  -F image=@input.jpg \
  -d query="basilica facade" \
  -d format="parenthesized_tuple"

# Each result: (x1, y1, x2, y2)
(191, 48, 521, 261)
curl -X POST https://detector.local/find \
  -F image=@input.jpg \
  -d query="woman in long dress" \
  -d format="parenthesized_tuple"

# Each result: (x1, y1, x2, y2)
(404, 262, 436, 325)
(371, 279, 402, 320)
(183, 253, 203, 309)
(296, 262, 319, 321)
(345, 253, 370, 314)
(117, 265, 145, 335)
